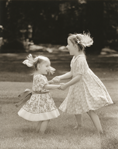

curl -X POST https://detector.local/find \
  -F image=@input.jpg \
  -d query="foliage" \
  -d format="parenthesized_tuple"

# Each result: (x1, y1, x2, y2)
(0, 39, 26, 53)
(1, 0, 118, 53)
(4, 0, 86, 44)
(104, 1, 118, 51)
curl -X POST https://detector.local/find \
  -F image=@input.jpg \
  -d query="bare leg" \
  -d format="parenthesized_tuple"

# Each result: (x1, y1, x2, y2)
(40, 120, 49, 134)
(74, 114, 82, 129)
(36, 121, 42, 132)
(87, 110, 103, 134)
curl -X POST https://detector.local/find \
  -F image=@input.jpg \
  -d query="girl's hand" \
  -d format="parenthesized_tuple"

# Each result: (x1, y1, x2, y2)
(52, 76, 60, 83)
(60, 83, 68, 90)
(48, 80, 54, 84)
(57, 85, 61, 89)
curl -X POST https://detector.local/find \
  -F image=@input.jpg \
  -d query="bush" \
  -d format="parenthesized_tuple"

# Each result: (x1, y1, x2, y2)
(0, 40, 26, 53)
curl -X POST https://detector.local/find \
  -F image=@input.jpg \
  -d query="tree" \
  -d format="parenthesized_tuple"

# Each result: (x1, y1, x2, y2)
(0, 0, 7, 26)
(85, 0, 104, 54)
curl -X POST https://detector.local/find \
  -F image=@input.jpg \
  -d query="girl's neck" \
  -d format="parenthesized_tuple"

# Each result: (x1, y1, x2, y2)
(74, 50, 84, 57)
(34, 70, 42, 75)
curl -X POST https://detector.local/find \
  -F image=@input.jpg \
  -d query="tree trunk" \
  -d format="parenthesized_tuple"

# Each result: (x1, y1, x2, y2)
(0, 0, 6, 26)
(86, 0, 104, 54)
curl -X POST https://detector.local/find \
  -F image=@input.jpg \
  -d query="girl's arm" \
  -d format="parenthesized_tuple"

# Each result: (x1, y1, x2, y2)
(60, 75, 81, 90)
(51, 71, 72, 83)
(58, 71, 72, 80)
(44, 84, 60, 90)
(48, 80, 54, 84)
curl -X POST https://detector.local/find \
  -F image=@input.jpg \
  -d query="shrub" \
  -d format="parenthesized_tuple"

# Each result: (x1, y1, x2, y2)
(0, 40, 26, 53)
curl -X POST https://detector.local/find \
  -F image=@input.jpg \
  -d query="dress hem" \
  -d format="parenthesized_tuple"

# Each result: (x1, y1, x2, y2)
(18, 108, 60, 121)
(59, 102, 113, 114)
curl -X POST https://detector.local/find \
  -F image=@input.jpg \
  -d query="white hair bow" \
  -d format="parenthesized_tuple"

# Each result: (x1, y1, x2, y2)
(23, 54, 34, 67)
(77, 33, 93, 47)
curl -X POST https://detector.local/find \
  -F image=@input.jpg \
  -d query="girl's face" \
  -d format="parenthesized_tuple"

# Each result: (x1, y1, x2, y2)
(66, 38, 77, 55)
(37, 60, 50, 75)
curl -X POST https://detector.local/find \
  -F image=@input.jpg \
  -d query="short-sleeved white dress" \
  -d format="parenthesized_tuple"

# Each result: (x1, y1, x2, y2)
(18, 74, 60, 121)
(59, 54, 113, 114)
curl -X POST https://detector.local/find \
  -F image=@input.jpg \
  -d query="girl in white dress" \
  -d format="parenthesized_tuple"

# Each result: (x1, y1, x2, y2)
(52, 33, 113, 134)
(18, 54, 60, 134)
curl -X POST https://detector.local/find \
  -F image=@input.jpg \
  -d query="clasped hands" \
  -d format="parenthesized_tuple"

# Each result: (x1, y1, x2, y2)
(58, 83, 67, 90)
(50, 76, 68, 90)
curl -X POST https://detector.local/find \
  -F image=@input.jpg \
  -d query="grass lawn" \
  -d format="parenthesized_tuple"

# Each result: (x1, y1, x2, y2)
(0, 53, 118, 148)
(0, 80, 118, 149)
(1, 103, 118, 149)
(0, 52, 118, 82)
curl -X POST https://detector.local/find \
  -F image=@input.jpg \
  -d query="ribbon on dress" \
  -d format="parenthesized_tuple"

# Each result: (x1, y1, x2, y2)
(15, 89, 49, 107)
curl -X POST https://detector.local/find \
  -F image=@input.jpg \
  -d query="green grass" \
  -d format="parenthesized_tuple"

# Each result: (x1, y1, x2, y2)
(0, 53, 118, 148)
(0, 101, 118, 149)
(0, 52, 118, 82)
(0, 81, 118, 149)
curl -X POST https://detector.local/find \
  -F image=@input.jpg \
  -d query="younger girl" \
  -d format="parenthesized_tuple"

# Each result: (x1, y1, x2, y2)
(52, 33, 113, 134)
(18, 54, 60, 134)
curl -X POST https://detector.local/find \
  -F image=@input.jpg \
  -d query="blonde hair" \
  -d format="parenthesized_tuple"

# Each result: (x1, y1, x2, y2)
(33, 56, 50, 70)
(23, 54, 55, 75)
(68, 32, 93, 51)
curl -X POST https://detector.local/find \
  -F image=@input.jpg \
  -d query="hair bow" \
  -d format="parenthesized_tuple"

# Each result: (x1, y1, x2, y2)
(77, 33, 93, 47)
(23, 54, 34, 67)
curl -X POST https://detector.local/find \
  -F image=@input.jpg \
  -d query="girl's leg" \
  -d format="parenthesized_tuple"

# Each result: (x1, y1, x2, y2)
(74, 114, 82, 129)
(36, 121, 42, 132)
(40, 120, 50, 134)
(87, 110, 103, 134)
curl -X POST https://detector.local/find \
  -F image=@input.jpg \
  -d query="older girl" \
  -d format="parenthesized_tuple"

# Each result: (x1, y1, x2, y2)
(52, 33, 113, 134)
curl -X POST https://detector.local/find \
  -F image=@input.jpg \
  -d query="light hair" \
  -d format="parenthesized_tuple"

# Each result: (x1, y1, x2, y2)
(68, 32, 93, 51)
(33, 55, 50, 70)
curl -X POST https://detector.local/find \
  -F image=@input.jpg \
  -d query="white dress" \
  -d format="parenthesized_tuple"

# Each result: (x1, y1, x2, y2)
(59, 54, 113, 114)
(18, 74, 60, 121)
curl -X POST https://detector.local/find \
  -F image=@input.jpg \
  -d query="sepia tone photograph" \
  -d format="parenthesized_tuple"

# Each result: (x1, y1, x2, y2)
(0, 0, 118, 148)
